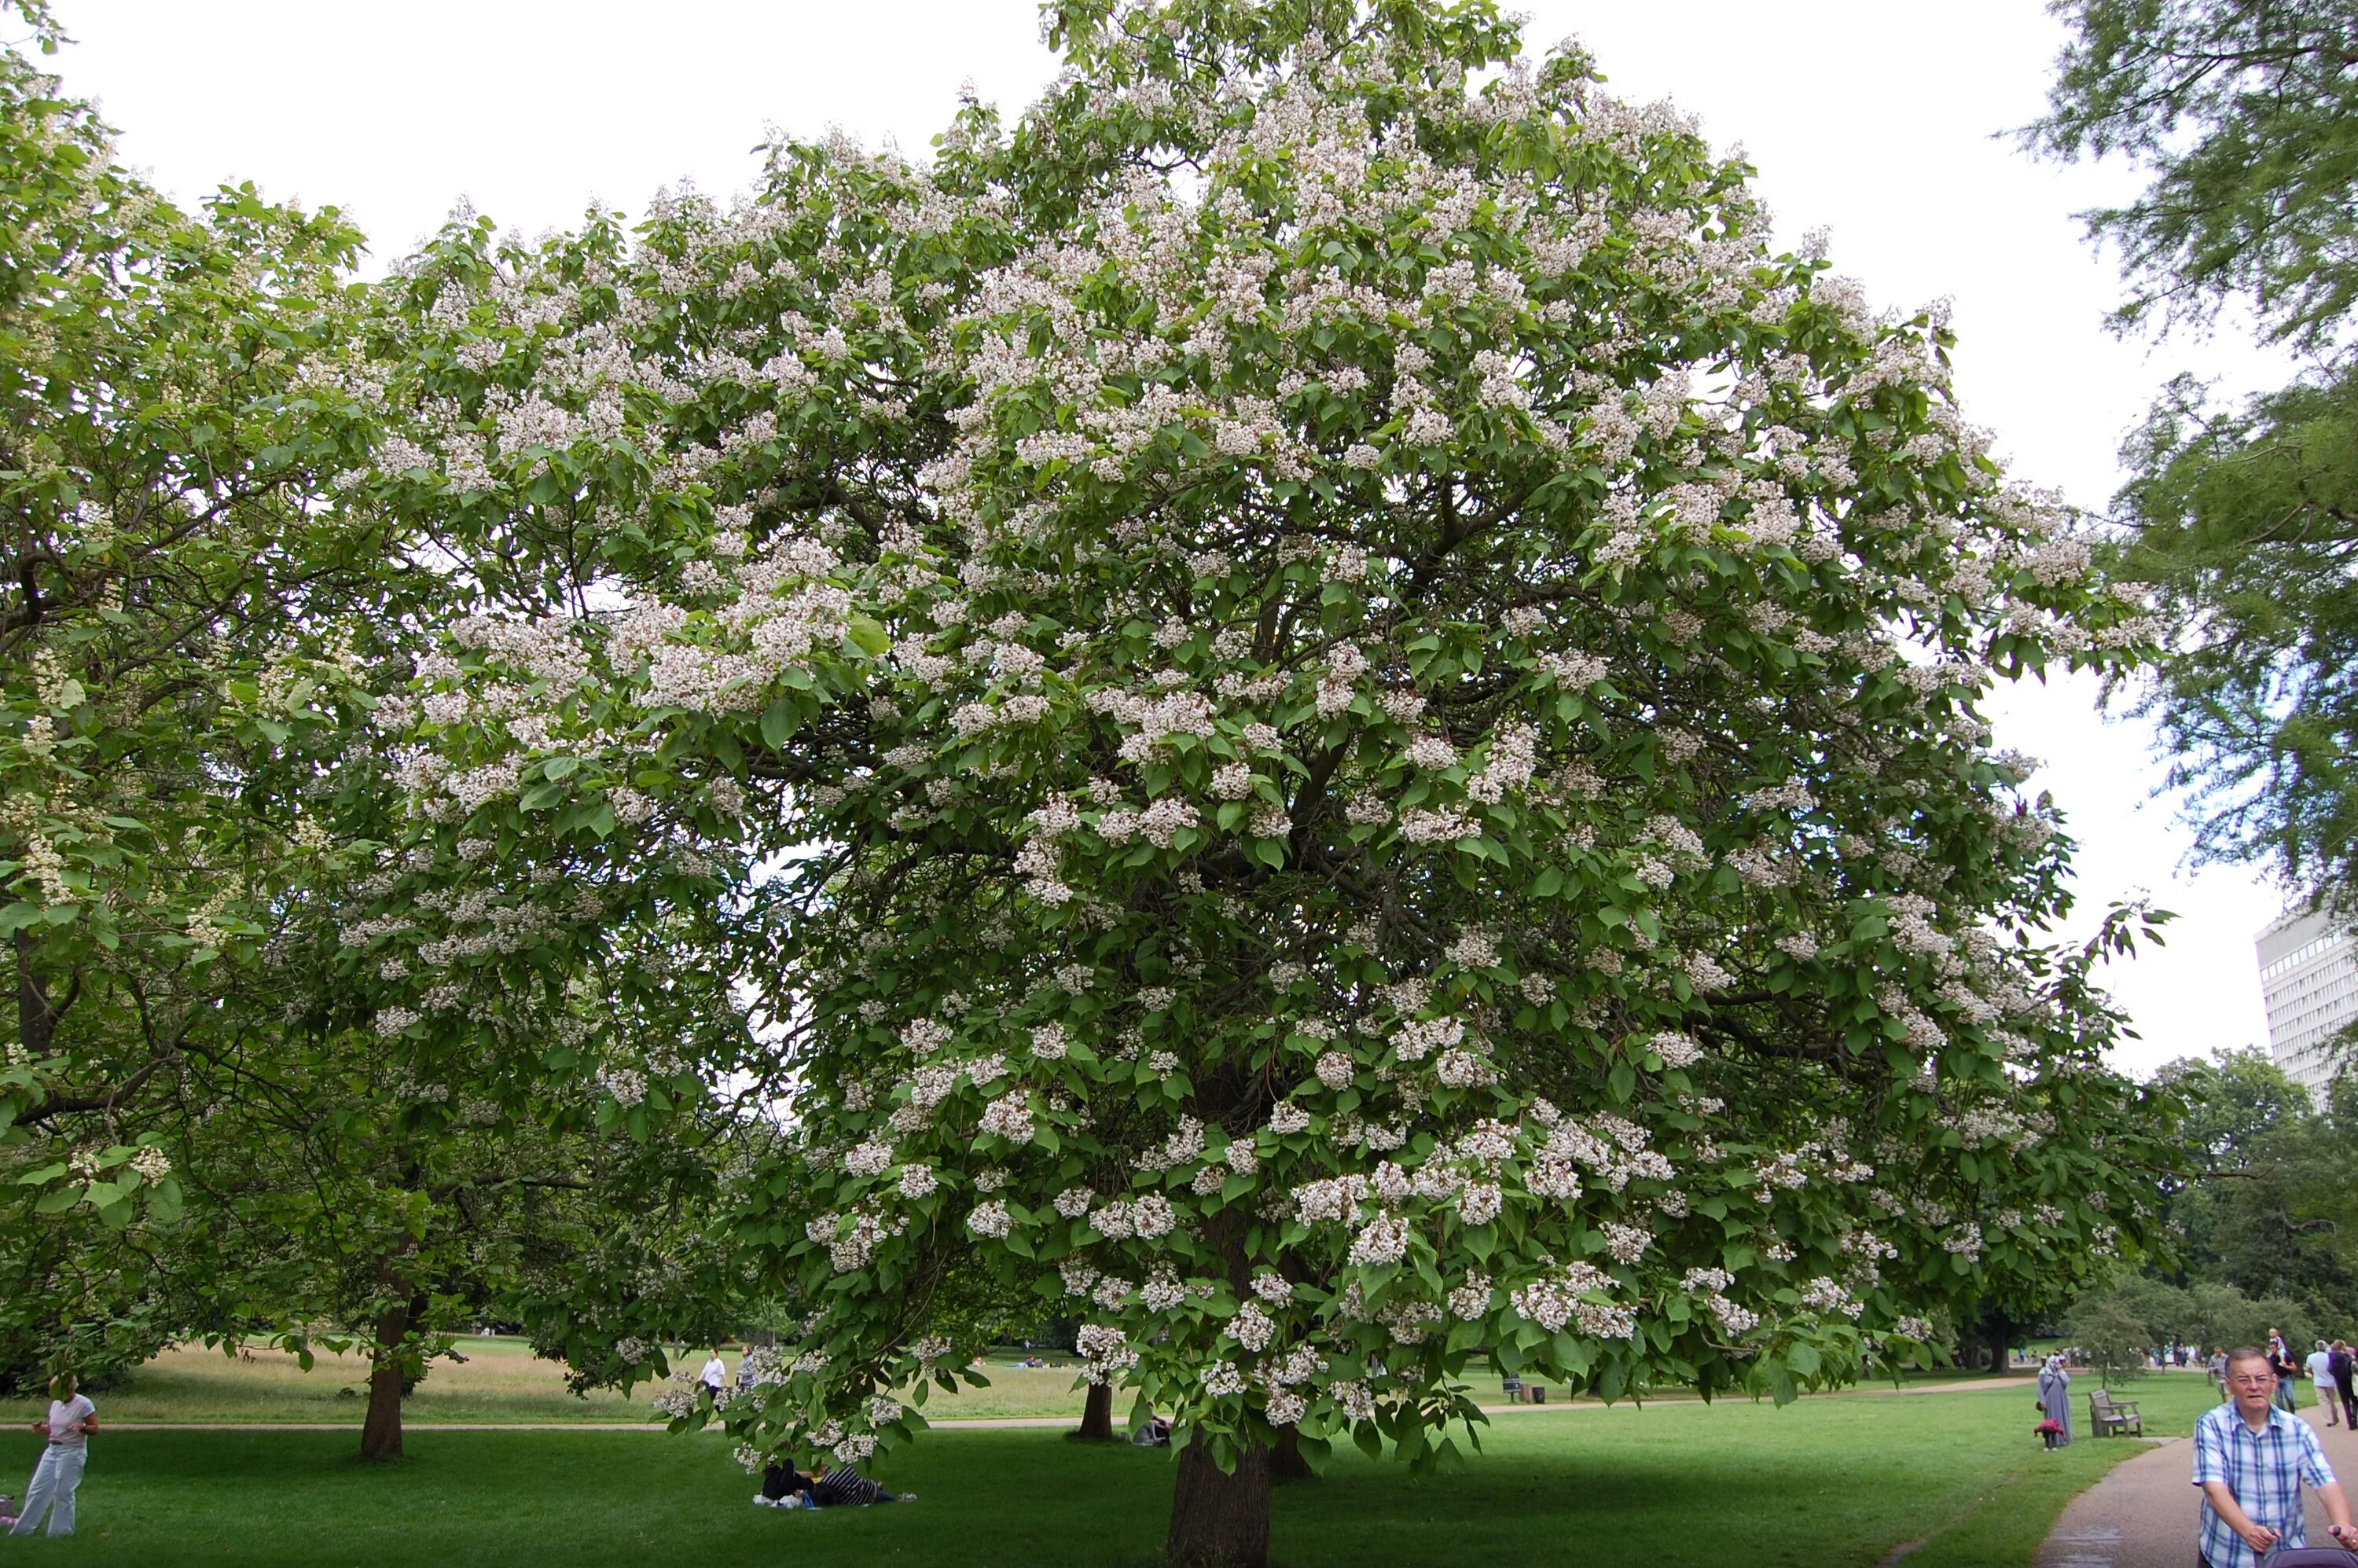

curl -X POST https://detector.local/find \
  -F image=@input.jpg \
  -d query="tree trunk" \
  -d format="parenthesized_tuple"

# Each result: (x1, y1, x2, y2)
(1985, 1309, 2015, 1377)
(359, 1298, 413, 1461)
(1164, 1437, 1269, 1568)
(1076, 1381, 1118, 1441)
(1268, 1425, 1313, 1483)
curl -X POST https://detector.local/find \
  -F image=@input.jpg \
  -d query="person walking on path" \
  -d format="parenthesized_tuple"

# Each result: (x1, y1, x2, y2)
(700, 1347, 729, 1398)
(2039, 1353, 2074, 1446)
(9, 1372, 97, 1538)
(2312, 1340, 2341, 1427)
(2211, 1346, 2231, 1401)
(2334, 1340, 2358, 1431)
(2268, 1331, 2302, 1413)
(2194, 1346, 2358, 1567)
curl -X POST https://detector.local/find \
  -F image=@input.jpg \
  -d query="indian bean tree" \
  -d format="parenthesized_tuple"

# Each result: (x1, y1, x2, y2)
(353, 2, 2181, 1560)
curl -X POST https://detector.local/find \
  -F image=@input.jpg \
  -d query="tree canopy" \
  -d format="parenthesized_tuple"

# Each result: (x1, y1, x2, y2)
(0, 2, 2199, 1560)
(2031, 0, 2358, 357)
(339, 2, 2181, 1559)
(2033, 0, 2358, 915)
(0, 6, 762, 1456)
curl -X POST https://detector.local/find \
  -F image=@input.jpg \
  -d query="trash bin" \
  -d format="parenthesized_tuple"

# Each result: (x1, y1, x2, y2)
(1530, 1386, 1546, 1405)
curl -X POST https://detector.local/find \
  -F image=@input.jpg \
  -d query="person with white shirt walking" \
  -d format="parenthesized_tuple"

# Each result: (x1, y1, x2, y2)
(2312, 1340, 2343, 1428)
(10, 1372, 98, 1537)
(700, 1348, 729, 1399)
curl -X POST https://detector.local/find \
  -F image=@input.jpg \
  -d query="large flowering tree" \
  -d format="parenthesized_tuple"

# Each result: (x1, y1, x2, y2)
(353, 1, 2180, 1559)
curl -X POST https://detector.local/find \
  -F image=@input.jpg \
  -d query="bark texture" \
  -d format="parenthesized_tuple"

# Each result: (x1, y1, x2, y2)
(359, 1298, 416, 1461)
(1076, 1381, 1118, 1441)
(1268, 1425, 1313, 1483)
(1165, 1438, 1269, 1568)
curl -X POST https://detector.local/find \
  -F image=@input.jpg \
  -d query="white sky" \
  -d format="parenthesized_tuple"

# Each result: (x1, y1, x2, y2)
(49, 0, 2296, 1075)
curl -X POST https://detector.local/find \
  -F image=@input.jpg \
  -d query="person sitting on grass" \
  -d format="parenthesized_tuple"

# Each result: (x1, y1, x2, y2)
(756, 1460, 913, 1509)
(10, 1372, 98, 1538)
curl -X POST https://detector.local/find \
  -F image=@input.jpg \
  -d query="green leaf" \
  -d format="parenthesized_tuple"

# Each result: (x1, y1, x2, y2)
(760, 698, 803, 748)
(146, 1177, 184, 1224)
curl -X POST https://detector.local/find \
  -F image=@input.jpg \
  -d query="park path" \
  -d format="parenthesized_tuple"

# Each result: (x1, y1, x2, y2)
(2039, 1402, 2358, 1568)
(94, 1374, 2039, 1433)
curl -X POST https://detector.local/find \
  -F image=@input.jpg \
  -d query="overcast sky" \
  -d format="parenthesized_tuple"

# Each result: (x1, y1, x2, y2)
(46, 0, 2297, 1075)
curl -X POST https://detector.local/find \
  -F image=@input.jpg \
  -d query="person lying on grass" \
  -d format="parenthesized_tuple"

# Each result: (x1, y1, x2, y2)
(756, 1460, 914, 1509)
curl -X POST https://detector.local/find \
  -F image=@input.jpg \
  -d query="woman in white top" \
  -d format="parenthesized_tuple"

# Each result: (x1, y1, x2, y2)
(2311, 1341, 2341, 1427)
(11, 1372, 97, 1537)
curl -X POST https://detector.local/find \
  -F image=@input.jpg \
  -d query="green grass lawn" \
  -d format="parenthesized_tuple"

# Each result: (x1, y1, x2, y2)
(0, 1372, 2220, 1566)
(0, 1339, 1118, 1426)
(0, 1338, 2038, 1429)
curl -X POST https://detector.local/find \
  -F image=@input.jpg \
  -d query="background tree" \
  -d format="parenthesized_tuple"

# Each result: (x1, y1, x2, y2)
(0, 8, 758, 1448)
(2064, 1293, 2152, 1388)
(2032, 0, 2358, 921)
(357, 2, 2184, 1562)
(2147, 1050, 2358, 1320)
(0, 0, 391, 1384)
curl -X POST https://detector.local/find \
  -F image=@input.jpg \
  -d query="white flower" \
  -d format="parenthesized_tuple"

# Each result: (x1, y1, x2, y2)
(1405, 734, 1457, 769)
(1200, 1361, 1248, 1398)
(1647, 1030, 1704, 1069)
(1348, 1213, 1410, 1266)
(979, 1091, 1035, 1143)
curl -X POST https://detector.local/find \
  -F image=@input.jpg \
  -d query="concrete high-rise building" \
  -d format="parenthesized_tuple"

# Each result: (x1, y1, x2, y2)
(2257, 908, 2358, 1098)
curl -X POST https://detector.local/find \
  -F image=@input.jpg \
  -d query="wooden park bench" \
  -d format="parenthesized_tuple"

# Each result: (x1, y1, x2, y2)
(2088, 1389, 2143, 1438)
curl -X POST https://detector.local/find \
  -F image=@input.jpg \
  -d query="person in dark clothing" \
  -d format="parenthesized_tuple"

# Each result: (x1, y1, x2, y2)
(757, 1461, 913, 1508)
(2332, 1341, 2358, 1431)
(2267, 1333, 2303, 1413)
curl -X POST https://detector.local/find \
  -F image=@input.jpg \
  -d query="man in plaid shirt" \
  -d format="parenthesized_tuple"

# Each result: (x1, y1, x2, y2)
(2195, 1346, 2358, 1566)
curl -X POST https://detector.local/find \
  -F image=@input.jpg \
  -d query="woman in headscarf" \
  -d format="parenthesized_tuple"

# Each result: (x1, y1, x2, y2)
(2038, 1353, 2073, 1446)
